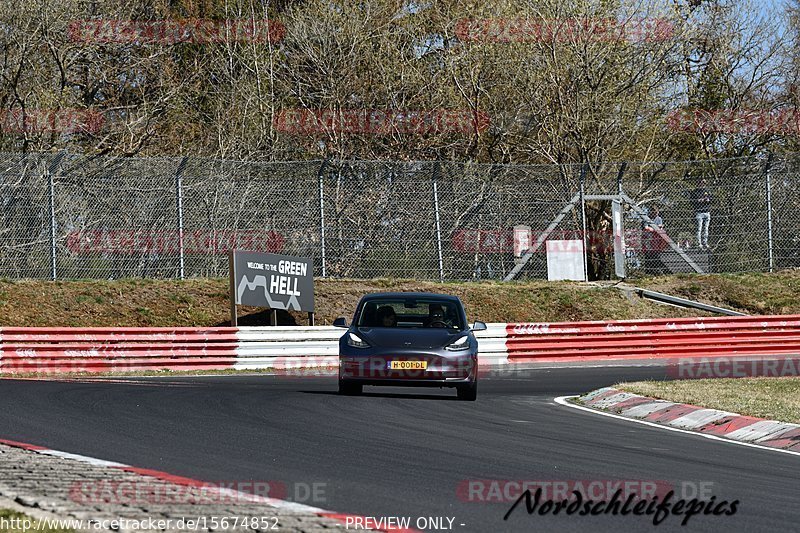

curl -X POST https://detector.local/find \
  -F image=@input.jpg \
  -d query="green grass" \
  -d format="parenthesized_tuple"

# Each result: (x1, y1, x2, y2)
(615, 377, 800, 424)
(0, 509, 74, 533)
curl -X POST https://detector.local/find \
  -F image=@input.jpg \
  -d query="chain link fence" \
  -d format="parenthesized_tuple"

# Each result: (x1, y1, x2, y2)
(0, 151, 796, 281)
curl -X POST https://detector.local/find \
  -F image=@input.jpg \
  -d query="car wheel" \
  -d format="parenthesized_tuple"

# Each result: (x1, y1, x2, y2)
(339, 380, 362, 396)
(457, 380, 477, 401)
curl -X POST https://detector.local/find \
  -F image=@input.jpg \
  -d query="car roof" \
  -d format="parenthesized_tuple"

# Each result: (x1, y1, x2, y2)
(360, 291, 460, 302)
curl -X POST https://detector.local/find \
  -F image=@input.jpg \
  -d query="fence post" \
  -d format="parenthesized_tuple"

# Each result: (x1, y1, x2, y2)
(175, 157, 188, 280)
(765, 152, 774, 272)
(432, 162, 445, 282)
(47, 151, 67, 281)
(616, 161, 627, 195)
(317, 159, 329, 277)
(579, 163, 589, 281)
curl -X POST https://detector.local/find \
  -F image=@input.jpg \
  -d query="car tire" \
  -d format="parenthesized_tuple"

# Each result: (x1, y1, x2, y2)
(457, 380, 477, 401)
(339, 380, 362, 396)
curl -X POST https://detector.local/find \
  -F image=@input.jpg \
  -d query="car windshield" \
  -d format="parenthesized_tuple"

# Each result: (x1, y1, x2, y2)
(357, 298, 464, 330)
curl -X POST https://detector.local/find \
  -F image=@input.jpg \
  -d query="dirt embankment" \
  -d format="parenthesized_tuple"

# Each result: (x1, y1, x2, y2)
(1, 270, 795, 327)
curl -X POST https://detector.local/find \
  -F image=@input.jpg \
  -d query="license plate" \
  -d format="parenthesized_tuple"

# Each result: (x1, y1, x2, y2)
(389, 360, 427, 370)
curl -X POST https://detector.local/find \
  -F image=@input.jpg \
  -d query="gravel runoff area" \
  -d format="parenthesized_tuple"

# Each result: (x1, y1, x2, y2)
(0, 442, 364, 532)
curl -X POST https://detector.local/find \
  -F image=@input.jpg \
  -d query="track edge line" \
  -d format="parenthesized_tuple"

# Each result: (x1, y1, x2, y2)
(553, 395, 800, 458)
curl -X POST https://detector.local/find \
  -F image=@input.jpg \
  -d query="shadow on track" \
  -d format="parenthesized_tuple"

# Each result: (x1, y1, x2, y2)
(300, 390, 460, 401)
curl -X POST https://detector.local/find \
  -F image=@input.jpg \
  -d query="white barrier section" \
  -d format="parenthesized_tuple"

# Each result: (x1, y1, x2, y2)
(235, 326, 342, 370)
(474, 323, 510, 366)
(233, 324, 509, 370)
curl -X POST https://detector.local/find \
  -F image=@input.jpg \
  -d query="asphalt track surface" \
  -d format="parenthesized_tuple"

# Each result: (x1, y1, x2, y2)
(0, 366, 798, 533)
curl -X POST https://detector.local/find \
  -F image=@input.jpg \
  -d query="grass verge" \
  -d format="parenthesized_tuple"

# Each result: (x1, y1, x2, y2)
(2, 270, 799, 327)
(636, 269, 800, 315)
(615, 377, 800, 424)
(0, 277, 706, 327)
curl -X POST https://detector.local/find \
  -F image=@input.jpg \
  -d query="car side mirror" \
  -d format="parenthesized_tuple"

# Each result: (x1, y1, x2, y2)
(471, 321, 487, 332)
(333, 317, 348, 328)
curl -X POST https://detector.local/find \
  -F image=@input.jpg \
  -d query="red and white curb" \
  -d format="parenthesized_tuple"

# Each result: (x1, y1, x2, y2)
(0, 438, 420, 532)
(555, 387, 800, 457)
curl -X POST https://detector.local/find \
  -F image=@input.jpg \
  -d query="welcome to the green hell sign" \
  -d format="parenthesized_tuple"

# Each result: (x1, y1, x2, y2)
(245, 259, 308, 296)
(230, 251, 315, 318)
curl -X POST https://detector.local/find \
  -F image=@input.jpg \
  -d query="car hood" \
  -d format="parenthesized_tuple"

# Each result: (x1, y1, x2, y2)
(355, 327, 464, 349)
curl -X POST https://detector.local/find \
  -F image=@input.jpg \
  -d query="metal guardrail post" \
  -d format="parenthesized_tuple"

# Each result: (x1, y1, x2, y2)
(175, 157, 189, 280)
(765, 153, 774, 273)
(635, 288, 747, 316)
(47, 151, 67, 281)
(432, 162, 444, 282)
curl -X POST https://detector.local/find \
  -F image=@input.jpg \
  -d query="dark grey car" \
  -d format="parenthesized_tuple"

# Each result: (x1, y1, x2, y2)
(334, 292, 486, 401)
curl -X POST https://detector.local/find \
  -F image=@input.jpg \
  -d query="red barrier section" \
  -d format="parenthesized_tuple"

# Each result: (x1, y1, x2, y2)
(506, 315, 800, 362)
(6, 315, 800, 375)
(0, 327, 238, 374)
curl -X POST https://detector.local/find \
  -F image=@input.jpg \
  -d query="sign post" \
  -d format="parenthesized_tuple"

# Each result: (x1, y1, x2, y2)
(229, 251, 315, 326)
(229, 251, 238, 326)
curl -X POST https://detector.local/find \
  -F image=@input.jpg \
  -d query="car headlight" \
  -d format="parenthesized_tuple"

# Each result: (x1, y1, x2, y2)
(346, 332, 370, 349)
(446, 335, 470, 351)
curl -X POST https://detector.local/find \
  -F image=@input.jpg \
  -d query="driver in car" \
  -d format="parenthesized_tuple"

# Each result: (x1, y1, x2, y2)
(377, 306, 397, 327)
(428, 305, 450, 328)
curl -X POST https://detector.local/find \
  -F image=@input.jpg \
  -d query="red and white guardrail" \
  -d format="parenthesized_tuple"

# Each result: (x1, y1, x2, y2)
(1, 315, 799, 374)
(504, 315, 800, 362)
(0, 325, 508, 374)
